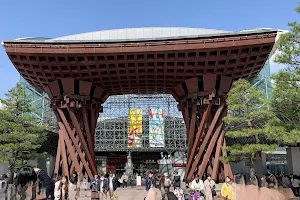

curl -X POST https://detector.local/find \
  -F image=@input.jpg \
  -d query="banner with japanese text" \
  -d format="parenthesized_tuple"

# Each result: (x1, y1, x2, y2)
(149, 108, 165, 147)
(128, 109, 143, 148)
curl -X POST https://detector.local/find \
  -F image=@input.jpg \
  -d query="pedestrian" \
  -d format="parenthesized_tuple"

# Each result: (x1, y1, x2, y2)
(58, 176, 70, 200)
(83, 176, 88, 191)
(162, 173, 172, 200)
(101, 174, 109, 200)
(190, 174, 204, 200)
(54, 176, 61, 200)
(173, 170, 181, 189)
(90, 174, 100, 200)
(182, 182, 190, 200)
(121, 172, 128, 189)
(291, 175, 300, 197)
(221, 176, 234, 200)
(109, 173, 118, 200)
(69, 171, 78, 199)
(203, 174, 216, 200)
(15, 166, 54, 200)
(145, 172, 155, 191)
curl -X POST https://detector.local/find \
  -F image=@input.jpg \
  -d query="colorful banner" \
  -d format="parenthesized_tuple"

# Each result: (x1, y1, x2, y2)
(149, 108, 165, 147)
(128, 109, 143, 148)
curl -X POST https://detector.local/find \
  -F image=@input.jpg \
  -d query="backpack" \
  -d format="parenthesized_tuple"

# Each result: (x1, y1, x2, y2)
(164, 178, 171, 188)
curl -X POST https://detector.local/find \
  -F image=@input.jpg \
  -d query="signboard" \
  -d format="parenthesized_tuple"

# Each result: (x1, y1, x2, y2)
(172, 163, 186, 167)
(149, 108, 165, 147)
(128, 109, 143, 148)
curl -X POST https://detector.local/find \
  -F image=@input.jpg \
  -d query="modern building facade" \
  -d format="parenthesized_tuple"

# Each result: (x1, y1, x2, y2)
(3, 27, 277, 180)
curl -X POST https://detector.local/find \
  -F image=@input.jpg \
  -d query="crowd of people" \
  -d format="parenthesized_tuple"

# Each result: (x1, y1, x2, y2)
(143, 170, 219, 200)
(2, 165, 299, 200)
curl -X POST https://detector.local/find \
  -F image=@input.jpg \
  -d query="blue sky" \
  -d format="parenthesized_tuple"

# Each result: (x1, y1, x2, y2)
(0, 0, 298, 98)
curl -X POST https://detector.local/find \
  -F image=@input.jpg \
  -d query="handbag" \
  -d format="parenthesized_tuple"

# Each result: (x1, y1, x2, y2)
(91, 190, 99, 199)
(209, 181, 217, 196)
(211, 189, 217, 196)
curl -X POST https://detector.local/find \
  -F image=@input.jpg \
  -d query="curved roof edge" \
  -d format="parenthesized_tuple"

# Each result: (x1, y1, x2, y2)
(2, 27, 279, 44)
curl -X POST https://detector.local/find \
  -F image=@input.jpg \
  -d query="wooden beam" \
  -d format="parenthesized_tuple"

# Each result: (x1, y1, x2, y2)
(68, 108, 97, 175)
(60, 131, 69, 177)
(222, 140, 233, 178)
(54, 137, 61, 175)
(188, 104, 197, 155)
(211, 130, 225, 180)
(60, 123, 81, 174)
(186, 103, 225, 180)
(197, 122, 223, 178)
(185, 103, 212, 179)
(82, 107, 94, 160)
(56, 109, 94, 178)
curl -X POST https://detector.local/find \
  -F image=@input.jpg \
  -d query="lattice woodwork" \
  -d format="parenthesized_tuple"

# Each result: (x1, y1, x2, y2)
(4, 31, 276, 95)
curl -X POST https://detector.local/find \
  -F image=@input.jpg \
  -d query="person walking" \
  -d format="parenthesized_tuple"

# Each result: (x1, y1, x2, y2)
(190, 174, 204, 200)
(173, 171, 181, 189)
(203, 174, 216, 200)
(54, 176, 61, 200)
(83, 176, 88, 191)
(58, 176, 70, 200)
(221, 176, 234, 200)
(69, 172, 78, 199)
(90, 174, 100, 200)
(162, 173, 172, 200)
(109, 173, 118, 200)
(121, 172, 128, 189)
(291, 175, 300, 197)
(15, 166, 54, 200)
(146, 172, 155, 191)
(101, 174, 109, 200)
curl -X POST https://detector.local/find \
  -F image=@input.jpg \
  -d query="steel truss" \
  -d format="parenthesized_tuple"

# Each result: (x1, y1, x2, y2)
(95, 94, 187, 152)
(20, 77, 57, 132)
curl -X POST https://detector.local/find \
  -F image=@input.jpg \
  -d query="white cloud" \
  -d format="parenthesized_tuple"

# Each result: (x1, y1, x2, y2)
(269, 30, 289, 74)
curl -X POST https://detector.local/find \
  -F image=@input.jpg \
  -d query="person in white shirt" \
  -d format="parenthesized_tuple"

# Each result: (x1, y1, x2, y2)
(190, 174, 204, 200)
(54, 177, 61, 200)
(291, 175, 300, 197)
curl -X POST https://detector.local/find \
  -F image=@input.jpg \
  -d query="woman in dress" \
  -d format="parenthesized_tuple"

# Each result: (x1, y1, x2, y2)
(203, 174, 216, 200)
(58, 176, 69, 200)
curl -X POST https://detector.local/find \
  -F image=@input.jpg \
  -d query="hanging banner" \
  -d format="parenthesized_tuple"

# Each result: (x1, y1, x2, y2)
(128, 109, 143, 148)
(149, 108, 165, 147)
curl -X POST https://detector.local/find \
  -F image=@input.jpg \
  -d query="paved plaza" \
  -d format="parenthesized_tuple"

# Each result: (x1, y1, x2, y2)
(76, 187, 159, 200)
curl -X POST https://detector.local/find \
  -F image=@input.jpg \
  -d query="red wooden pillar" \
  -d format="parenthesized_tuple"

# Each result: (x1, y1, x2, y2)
(172, 75, 233, 181)
(45, 79, 107, 179)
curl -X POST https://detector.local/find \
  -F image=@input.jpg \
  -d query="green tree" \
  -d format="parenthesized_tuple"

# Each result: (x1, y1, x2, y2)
(274, 2, 300, 69)
(0, 83, 47, 183)
(224, 79, 278, 185)
(270, 1, 300, 147)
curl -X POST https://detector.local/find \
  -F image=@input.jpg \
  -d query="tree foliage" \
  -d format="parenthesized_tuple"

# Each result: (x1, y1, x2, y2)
(224, 80, 279, 158)
(274, 2, 300, 68)
(271, 1, 300, 145)
(0, 83, 47, 182)
(224, 80, 280, 183)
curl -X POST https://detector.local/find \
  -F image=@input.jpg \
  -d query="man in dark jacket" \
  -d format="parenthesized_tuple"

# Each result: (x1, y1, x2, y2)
(101, 174, 109, 200)
(173, 171, 181, 189)
(145, 172, 155, 191)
